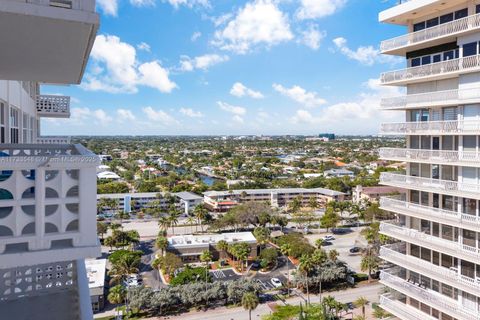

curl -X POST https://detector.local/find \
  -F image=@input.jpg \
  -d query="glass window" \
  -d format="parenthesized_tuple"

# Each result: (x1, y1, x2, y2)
(432, 251, 440, 264)
(441, 253, 453, 268)
(433, 194, 439, 208)
(461, 260, 475, 279)
(442, 224, 454, 241)
(421, 219, 431, 234)
(414, 21, 426, 32)
(410, 190, 420, 203)
(421, 163, 430, 178)
(440, 13, 454, 24)
(427, 17, 439, 28)
(433, 54, 442, 63)
(9, 107, 18, 144)
(464, 136, 476, 151)
(444, 50, 455, 60)
(422, 55, 431, 65)
(463, 229, 476, 247)
(421, 247, 431, 261)
(464, 198, 477, 216)
(421, 192, 429, 206)
(477, 4, 480, 14)
(455, 8, 468, 20)
(463, 42, 478, 57)
(411, 57, 421, 67)
(411, 244, 420, 258)
(0, 102, 4, 144)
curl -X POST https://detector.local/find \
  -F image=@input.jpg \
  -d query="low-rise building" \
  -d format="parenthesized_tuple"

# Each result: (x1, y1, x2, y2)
(203, 187, 346, 212)
(85, 259, 107, 313)
(353, 185, 406, 203)
(167, 232, 257, 263)
(323, 168, 355, 178)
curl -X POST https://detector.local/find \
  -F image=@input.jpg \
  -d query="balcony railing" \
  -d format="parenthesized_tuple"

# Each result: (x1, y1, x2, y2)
(380, 87, 480, 110)
(380, 294, 437, 320)
(36, 95, 70, 118)
(380, 172, 480, 200)
(381, 55, 480, 85)
(379, 148, 480, 167)
(0, 144, 100, 269)
(380, 197, 480, 232)
(380, 271, 479, 320)
(380, 245, 480, 296)
(380, 120, 480, 135)
(380, 222, 480, 264)
(36, 136, 72, 144)
(381, 13, 480, 53)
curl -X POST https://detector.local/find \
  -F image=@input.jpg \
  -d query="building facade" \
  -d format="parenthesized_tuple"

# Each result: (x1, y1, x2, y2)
(378, 1, 480, 319)
(0, 0, 100, 319)
(203, 187, 346, 212)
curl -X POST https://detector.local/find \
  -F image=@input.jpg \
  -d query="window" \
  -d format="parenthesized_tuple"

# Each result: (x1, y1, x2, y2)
(463, 229, 476, 248)
(411, 57, 421, 67)
(444, 50, 455, 60)
(463, 42, 478, 57)
(442, 224, 454, 241)
(433, 54, 442, 63)
(411, 190, 420, 203)
(464, 198, 477, 216)
(440, 13, 454, 24)
(0, 102, 5, 143)
(421, 55, 431, 65)
(411, 244, 420, 258)
(9, 107, 19, 144)
(477, 4, 480, 14)
(442, 195, 455, 212)
(455, 8, 468, 20)
(414, 21, 426, 32)
(426, 17, 439, 28)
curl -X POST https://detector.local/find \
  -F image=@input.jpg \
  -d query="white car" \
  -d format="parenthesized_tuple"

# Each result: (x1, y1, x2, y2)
(270, 278, 283, 288)
(323, 235, 335, 241)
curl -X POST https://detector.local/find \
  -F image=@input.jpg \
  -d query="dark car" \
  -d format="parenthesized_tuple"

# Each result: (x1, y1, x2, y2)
(349, 246, 361, 254)
(251, 261, 261, 269)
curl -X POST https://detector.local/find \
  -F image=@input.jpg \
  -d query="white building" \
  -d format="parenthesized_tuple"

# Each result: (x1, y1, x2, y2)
(378, 1, 480, 319)
(323, 168, 355, 178)
(85, 259, 106, 312)
(0, 1, 100, 319)
(96, 171, 121, 180)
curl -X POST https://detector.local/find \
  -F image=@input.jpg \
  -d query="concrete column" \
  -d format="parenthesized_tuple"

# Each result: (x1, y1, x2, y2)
(78, 166, 97, 247)
(76, 259, 94, 320)
(33, 167, 45, 250)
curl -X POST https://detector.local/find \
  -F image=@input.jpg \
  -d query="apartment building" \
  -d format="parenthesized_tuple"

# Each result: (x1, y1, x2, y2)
(203, 187, 345, 212)
(0, 1, 100, 319)
(378, 1, 480, 319)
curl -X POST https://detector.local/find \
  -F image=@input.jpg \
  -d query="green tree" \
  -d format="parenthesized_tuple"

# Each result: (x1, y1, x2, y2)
(108, 252, 140, 285)
(168, 209, 180, 235)
(354, 297, 369, 318)
(253, 227, 270, 255)
(217, 240, 229, 260)
(320, 207, 340, 232)
(280, 244, 292, 296)
(155, 252, 183, 277)
(299, 254, 314, 306)
(97, 222, 108, 240)
(328, 249, 339, 262)
(194, 204, 208, 233)
(107, 284, 126, 305)
(308, 196, 318, 210)
(155, 236, 169, 255)
(242, 292, 259, 320)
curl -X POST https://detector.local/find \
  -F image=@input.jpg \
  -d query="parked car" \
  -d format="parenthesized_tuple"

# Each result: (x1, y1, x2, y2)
(271, 278, 283, 288)
(323, 235, 335, 241)
(332, 228, 352, 234)
(251, 261, 261, 270)
(349, 246, 361, 254)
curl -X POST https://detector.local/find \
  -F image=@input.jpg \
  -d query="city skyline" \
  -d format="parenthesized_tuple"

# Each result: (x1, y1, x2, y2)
(42, 0, 405, 136)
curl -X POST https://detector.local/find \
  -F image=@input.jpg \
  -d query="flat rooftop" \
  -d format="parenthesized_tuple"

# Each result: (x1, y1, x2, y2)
(85, 259, 106, 289)
(204, 187, 345, 197)
(168, 232, 256, 248)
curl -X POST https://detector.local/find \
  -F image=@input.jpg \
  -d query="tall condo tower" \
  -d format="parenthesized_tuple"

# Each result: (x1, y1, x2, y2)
(0, 0, 100, 319)
(378, 1, 480, 320)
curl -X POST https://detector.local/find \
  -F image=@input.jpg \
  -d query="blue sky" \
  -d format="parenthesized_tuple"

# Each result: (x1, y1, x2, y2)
(43, 0, 407, 136)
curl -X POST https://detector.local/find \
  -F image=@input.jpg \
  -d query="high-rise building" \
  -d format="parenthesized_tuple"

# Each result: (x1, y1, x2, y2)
(378, 1, 480, 320)
(0, 1, 100, 319)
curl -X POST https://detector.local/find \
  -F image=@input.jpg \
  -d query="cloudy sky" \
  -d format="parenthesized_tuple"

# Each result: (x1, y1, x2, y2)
(43, 0, 407, 136)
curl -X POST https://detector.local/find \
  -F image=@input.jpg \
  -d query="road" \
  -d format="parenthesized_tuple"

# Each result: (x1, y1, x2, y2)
(151, 283, 383, 320)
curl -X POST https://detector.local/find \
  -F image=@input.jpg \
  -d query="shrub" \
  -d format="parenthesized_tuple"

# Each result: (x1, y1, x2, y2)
(170, 266, 211, 286)
(274, 233, 314, 259)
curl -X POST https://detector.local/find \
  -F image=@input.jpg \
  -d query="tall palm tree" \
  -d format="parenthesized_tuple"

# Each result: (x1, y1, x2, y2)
(315, 238, 324, 249)
(194, 204, 208, 233)
(217, 240, 229, 260)
(158, 216, 171, 234)
(155, 236, 168, 256)
(107, 284, 126, 315)
(186, 215, 196, 233)
(328, 249, 339, 262)
(200, 250, 213, 305)
(280, 244, 292, 297)
(298, 254, 314, 306)
(108, 255, 140, 285)
(241, 292, 259, 320)
(354, 296, 369, 318)
(168, 210, 180, 235)
(360, 247, 380, 283)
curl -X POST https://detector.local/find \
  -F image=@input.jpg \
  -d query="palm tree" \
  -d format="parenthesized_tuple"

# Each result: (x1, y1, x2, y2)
(315, 238, 324, 249)
(155, 236, 168, 256)
(109, 254, 140, 285)
(298, 254, 314, 306)
(107, 284, 126, 305)
(97, 222, 108, 240)
(354, 296, 369, 319)
(158, 216, 171, 234)
(194, 204, 208, 233)
(217, 240, 229, 260)
(186, 215, 196, 233)
(280, 244, 292, 297)
(200, 250, 213, 305)
(241, 292, 259, 320)
(328, 249, 339, 262)
(360, 247, 380, 283)
(168, 210, 180, 235)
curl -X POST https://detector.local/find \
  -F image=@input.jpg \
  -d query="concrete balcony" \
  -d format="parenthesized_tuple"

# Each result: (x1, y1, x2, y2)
(380, 197, 480, 232)
(379, 222, 480, 265)
(380, 87, 480, 110)
(379, 294, 437, 320)
(0, 0, 99, 84)
(380, 120, 480, 135)
(380, 172, 480, 200)
(379, 0, 460, 25)
(36, 136, 72, 144)
(379, 148, 480, 167)
(380, 271, 478, 320)
(381, 55, 480, 86)
(36, 95, 70, 118)
(380, 245, 480, 297)
(381, 13, 480, 55)
(0, 144, 100, 269)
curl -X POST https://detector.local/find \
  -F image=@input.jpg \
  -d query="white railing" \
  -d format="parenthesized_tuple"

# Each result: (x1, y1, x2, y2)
(380, 246, 480, 295)
(380, 197, 480, 231)
(381, 13, 480, 52)
(380, 120, 480, 135)
(380, 222, 480, 263)
(380, 294, 437, 320)
(380, 87, 480, 109)
(36, 95, 70, 118)
(380, 172, 480, 199)
(379, 148, 480, 166)
(36, 136, 71, 144)
(380, 271, 479, 320)
(381, 55, 480, 85)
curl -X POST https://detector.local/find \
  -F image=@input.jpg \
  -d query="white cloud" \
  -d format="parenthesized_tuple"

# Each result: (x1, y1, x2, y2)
(66, 107, 115, 126)
(213, 0, 293, 54)
(332, 37, 402, 66)
(131, 0, 155, 6)
(299, 25, 326, 50)
(83, 35, 177, 94)
(273, 83, 326, 108)
(232, 115, 244, 124)
(117, 109, 136, 121)
(180, 108, 204, 118)
(137, 42, 151, 52)
(179, 54, 229, 72)
(217, 101, 246, 115)
(164, 0, 209, 8)
(191, 31, 202, 42)
(296, 0, 346, 20)
(142, 107, 177, 125)
(93, 109, 113, 125)
(97, 0, 118, 16)
(230, 82, 264, 99)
